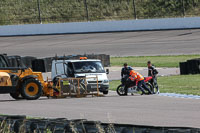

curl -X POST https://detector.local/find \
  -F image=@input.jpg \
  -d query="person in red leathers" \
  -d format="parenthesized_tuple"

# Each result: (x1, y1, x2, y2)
(129, 69, 152, 95)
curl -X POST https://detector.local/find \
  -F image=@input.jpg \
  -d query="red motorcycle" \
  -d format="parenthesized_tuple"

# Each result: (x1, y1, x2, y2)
(116, 76, 154, 96)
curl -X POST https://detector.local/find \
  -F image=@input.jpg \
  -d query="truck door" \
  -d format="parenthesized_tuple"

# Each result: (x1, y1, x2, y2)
(54, 62, 68, 79)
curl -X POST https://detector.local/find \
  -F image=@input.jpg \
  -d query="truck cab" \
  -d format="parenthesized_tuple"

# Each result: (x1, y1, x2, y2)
(51, 58, 109, 94)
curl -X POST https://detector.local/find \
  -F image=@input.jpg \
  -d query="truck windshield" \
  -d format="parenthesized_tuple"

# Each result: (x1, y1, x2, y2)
(73, 61, 105, 73)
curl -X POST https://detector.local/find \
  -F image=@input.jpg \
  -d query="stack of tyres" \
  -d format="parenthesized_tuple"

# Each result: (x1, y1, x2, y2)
(179, 62, 189, 75)
(43, 57, 54, 72)
(32, 57, 55, 72)
(1, 115, 200, 133)
(187, 60, 195, 74)
(26, 119, 49, 133)
(21, 56, 37, 68)
(47, 122, 68, 133)
(104, 54, 110, 67)
(45, 118, 70, 132)
(0, 115, 26, 133)
(70, 119, 87, 132)
(167, 128, 193, 133)
(180, 58, 200, 75)
(32, 59, 46, 72)
(187, 58, 200, 74)
(83, 121, 104, 133)
(7, 56, 19, 67)
(7, 56, 36, 68)
(51, 54, 111, 67)
(100, 54, 108, 67)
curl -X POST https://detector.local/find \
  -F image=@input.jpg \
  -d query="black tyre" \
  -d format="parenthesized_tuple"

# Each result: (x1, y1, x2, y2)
(116, 84, 127, 96)
(21, 78, 42, 100)
(10, 92, 23, 100)
(103, 91, 109, 95)
(144, 82, 154, 94)
(150, 82, 159, 94)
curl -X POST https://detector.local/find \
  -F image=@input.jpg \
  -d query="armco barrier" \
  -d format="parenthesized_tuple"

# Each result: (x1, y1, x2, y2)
(1, 17, 200, 36)
(0, 115, 199, 133)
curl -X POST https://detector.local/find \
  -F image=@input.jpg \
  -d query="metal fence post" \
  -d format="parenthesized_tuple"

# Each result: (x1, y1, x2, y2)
(37, 0, 42, 24)
(133, 0, 137, 19)
(84, 0, 89, 21)
(181, 0, 185, 17)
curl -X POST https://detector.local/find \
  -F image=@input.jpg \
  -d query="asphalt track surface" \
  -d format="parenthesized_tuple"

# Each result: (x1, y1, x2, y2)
(0, 29, 200, 57)
(0, 29, 200, 128)
(0, 92, 200, 128)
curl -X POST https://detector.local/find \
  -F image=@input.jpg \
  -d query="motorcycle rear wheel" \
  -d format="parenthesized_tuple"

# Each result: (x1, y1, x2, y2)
(116, 84, 127, 96)
(144, 82, 154, 94)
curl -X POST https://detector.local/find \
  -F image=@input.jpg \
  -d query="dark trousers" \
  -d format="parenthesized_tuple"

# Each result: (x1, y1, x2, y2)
(150, 77, 159, 92)
(138, 80, 152, 94)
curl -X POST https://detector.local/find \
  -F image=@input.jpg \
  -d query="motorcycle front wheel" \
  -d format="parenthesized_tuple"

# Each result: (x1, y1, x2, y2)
(116, 84, 127, 96)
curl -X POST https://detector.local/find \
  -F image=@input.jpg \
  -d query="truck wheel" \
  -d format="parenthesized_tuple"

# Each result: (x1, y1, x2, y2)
(10, 92, 23, 100)
(21, 78, 42, 100)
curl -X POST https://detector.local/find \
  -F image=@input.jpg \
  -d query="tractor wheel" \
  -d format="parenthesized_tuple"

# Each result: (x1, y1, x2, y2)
(21, 78, 42, 100)
(10, 92, 23, 100)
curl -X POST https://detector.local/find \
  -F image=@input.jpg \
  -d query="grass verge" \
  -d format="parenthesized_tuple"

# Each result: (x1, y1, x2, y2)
(111, 55, 200, 67)
(109, 74, 200, 95)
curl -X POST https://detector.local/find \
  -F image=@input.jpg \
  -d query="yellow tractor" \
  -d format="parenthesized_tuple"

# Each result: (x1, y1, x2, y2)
(0, 54, 51, 100)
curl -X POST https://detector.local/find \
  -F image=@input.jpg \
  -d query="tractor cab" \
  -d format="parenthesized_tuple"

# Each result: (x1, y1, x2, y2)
(0, 54, 9, 68)
(0, 54, 44, 100)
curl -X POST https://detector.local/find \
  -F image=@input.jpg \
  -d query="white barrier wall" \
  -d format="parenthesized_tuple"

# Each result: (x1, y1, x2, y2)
(0, 17, 200, 36)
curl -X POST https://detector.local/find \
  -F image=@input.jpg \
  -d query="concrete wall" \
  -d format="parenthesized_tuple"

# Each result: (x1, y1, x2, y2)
(0, 17, 200, 36)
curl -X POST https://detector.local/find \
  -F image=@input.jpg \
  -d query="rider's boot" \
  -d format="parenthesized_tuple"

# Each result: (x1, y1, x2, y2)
(156, 88, 160, 94)
(141, 90, 146, 95)
(124, 87, 128, 96)
(147, 90, 153, 95)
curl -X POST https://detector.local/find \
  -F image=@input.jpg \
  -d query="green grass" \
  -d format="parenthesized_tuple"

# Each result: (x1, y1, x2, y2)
(1, 0, 200, 25)
(111, 55, 200, 67)
(109, 80, 121, 91)
(109, 74, 200, 95)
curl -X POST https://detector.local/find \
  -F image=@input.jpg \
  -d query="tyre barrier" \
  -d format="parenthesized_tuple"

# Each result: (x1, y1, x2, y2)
(21, 56, 37, 68)
(6, 54, 110, 72)
(0, 115, 199, 133)
(32, 59, 47, 72)
(180, 62, 189, 75)
(7, 56, 21, 67)
(180, 58, 200, 75)
(31, 54, 110, 72)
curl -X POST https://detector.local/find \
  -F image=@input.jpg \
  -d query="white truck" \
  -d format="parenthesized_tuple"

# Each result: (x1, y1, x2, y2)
(51, 57, 109, 94)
